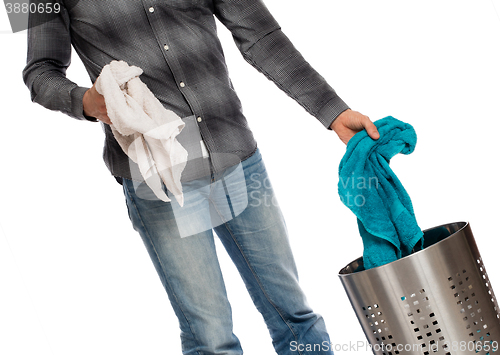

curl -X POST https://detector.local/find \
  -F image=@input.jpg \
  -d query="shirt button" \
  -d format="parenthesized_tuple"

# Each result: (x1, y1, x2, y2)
(179, 82, 185, 88)
(149, 7, 154, 12)
(197, 116, 202, 122)
(164, 44, 169, 51)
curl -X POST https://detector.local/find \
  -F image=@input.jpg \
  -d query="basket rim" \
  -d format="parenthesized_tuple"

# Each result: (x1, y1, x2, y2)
(338, 221, 470, 276)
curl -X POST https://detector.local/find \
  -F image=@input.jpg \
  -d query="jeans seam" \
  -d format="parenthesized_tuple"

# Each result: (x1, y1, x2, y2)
(211, 204, 302, 354)
(124, 182, 203, 355)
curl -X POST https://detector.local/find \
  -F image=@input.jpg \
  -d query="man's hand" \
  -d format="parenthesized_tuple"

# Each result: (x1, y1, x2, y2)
(83, 83, 112, 125)
(330, 109, 379, 145)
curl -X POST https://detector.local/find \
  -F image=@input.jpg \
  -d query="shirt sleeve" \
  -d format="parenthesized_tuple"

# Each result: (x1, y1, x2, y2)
(213, 0, 350, 129)
(22, 1, 94, 122)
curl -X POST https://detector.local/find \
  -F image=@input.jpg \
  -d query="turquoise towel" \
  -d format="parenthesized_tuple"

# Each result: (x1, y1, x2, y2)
(338, 116, 423, 270)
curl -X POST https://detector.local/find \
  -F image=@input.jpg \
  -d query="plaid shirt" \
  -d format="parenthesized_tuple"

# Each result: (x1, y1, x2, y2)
(23, 0, 350, 182)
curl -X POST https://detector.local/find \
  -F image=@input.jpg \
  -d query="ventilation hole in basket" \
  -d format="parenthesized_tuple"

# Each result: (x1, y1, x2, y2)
(432, 320, 438, 325)
(388, 335, 393, 339)
(451, 285, 456, 290)
(469, 332, 474, 337)
(469, 285, 473, 290)
(417, 335, 423, 340)
(424, 296, 429, 301)
(439, 336, 445, 341)
(408, 312, 413, 317)
(414, 327, 420, 332)
(457, 273, 461, 277)
(424, 351, 429, 355)
(414, 300, 420, 305)
(417, 309, 421, 313)
(436, 328, 441, 333)
(374, 304, 379, 308)
(368, 306, 372, 310)
(454, 293, 459, 297)
(459, 281, 463, 285)
(381, 336, 386, 341)
(420, 289, 425, 293)
(401, 296, 406, 301)
(467, 324, 471, 329)
(411, 293, 416, 297)
(448, 276, 453, 281)
(430, 313, 435, 317)
(464, 317, 468, 321)
(458, 300, 463, 305)
(426, 332, 432, 337)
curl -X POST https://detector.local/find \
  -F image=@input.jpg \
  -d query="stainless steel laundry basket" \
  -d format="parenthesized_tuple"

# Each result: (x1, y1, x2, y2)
(338, 222, 499, 355)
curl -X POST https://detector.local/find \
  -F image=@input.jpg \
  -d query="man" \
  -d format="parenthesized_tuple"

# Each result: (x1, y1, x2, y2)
(23, 0, 379, 354)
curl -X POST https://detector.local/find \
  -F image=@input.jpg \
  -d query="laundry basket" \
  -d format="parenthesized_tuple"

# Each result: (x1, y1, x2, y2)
(338, 222, 499, 355)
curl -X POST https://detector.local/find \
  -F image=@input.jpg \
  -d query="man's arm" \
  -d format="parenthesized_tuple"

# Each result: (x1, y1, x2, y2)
(213, 0, 378, 143)
(22, 1, 95, 122)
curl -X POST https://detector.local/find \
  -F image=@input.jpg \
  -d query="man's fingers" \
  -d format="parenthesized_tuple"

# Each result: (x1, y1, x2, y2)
(362, 116, 380, 140)
(96, 114, 112, 125)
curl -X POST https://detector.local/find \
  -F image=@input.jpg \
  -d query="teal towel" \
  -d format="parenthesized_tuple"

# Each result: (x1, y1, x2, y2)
(338, 116, 423, 270)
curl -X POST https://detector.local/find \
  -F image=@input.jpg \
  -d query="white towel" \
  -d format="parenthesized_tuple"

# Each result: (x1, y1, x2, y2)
(95, 60, 188, 206)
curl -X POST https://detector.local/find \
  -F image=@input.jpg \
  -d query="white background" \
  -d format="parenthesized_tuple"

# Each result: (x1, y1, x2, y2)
(1, 0, 500, 354)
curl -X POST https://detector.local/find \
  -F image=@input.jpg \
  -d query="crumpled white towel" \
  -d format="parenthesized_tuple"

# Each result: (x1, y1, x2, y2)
(95, 60, 188, 206)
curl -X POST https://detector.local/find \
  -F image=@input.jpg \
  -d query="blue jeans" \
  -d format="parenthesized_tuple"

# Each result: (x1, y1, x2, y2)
(122, 148, 333, 355)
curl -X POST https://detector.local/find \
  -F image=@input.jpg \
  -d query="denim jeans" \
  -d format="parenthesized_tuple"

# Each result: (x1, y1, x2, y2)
(122, 148, 333, 355)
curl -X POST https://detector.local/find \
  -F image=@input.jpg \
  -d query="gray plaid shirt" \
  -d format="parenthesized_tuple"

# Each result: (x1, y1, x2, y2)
(23, 0, 350, 182)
